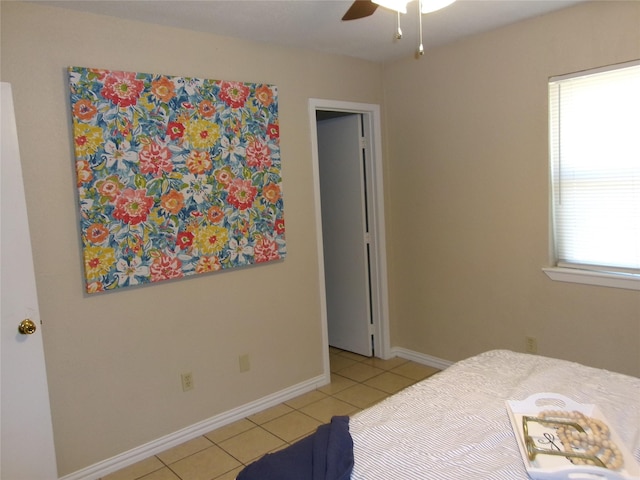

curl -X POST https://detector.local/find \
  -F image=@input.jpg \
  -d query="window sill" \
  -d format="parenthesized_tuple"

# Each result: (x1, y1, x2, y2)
(542, 267, 640, 291)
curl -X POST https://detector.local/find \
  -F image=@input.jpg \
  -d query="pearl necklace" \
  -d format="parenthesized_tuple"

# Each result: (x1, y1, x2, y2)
(538, 410, 624, 471)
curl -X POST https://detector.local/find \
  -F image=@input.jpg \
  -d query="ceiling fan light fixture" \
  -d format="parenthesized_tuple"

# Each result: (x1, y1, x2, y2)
(372, 0, 409, 14)
(420, 0, 456, 14)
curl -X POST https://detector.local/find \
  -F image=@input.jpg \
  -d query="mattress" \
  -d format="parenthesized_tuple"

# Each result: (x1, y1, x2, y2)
(349, 350, 640, 479)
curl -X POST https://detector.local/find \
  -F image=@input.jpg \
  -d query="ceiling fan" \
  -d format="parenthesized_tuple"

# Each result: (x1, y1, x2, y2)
(342, 0, 456, 21)
(341, 0, 456, 56)
(342, 0, 379, 21)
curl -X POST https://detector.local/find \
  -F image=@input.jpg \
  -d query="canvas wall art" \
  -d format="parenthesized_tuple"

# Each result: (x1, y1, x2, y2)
(69, 67, 285, 293)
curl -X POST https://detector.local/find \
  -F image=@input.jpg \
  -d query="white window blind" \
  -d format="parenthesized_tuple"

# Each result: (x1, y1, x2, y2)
(549, 61, 640, 276)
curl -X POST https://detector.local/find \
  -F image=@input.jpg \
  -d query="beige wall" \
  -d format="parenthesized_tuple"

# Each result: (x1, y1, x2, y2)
(0, 2, 383, 475)
(383, 1, 640, 376)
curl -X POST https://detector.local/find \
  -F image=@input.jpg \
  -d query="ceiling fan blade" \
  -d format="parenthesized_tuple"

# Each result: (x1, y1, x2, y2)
(342, 0, 378, 21)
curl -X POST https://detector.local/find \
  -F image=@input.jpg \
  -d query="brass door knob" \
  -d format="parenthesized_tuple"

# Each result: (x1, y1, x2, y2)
(18, 319, 37, 335)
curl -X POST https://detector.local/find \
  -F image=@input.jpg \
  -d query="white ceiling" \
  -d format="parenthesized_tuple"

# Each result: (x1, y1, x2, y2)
(33, 0, 586, 63)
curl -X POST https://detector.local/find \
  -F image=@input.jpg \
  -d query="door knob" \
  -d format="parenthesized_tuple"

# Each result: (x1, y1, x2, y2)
(18, 319, 37, 335)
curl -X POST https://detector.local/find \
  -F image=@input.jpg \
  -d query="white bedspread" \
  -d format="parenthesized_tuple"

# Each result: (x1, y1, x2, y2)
(349, 350, 640, 479)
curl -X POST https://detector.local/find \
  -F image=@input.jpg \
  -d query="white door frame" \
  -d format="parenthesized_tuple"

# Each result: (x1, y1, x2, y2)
(308, 99, 391, 376)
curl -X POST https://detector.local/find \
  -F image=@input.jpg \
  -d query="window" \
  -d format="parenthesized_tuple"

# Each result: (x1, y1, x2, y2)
(545, 60, 640, 290)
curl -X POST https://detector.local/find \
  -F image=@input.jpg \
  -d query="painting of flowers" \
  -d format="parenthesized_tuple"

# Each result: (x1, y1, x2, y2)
(69, 67, 285, 293)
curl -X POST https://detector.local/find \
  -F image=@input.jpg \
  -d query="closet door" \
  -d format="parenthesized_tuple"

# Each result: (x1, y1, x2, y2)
(317, 114, 372, 357)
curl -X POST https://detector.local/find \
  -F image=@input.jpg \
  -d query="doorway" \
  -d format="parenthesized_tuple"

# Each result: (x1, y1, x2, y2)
(308, 99, 390, 367)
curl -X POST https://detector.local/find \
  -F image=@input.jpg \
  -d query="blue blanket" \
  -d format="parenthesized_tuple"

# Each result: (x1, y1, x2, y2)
(236, 415, 354, 480)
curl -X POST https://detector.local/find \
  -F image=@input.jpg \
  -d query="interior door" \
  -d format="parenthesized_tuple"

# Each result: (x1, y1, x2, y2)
(1, 82, 59, 479)
(317, 114, 372, 357)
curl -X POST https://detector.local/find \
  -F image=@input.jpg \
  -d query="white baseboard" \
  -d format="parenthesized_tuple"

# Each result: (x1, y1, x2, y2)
(389, 347, 454, 371)
(60, 348, 448, 480)
(60, 373, 329, 480)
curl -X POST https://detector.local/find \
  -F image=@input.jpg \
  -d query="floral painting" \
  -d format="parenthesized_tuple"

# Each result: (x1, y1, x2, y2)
(69, 67, 285, 293)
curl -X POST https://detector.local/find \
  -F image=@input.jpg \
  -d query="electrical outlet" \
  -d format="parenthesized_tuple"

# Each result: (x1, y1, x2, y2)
(239, 354, 251, 373)
(525, 336, 538, 354)
(181, 372, 194, 391)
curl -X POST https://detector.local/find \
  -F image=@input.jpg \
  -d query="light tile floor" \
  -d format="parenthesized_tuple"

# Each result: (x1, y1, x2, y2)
(102, 348, 439, 480)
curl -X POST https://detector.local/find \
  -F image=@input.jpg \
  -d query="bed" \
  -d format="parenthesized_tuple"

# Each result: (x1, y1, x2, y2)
(238, 350, 640, 480)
